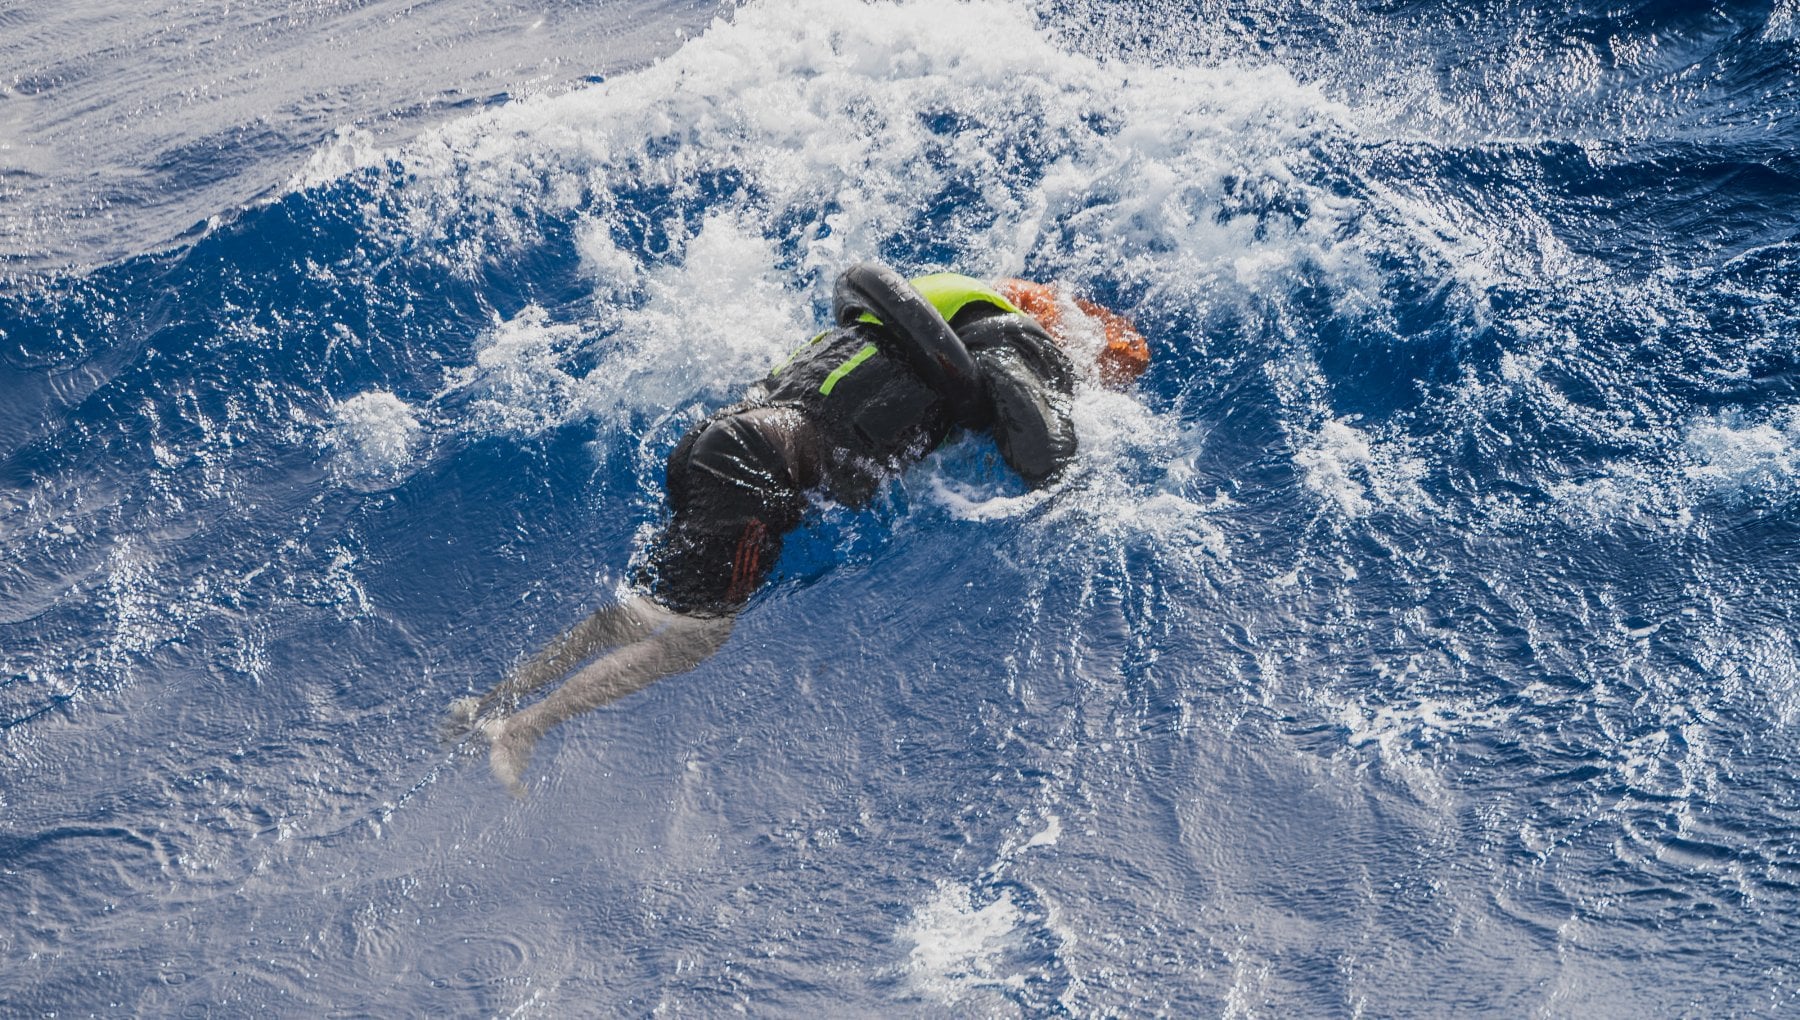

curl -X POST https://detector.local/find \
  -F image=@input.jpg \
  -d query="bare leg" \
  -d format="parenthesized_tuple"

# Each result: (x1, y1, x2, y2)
(480, 598, 733, 796)
(443, 599, 664, 742)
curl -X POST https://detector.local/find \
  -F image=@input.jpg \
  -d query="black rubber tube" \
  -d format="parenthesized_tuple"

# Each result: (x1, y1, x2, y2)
(831, 262, 984, 425)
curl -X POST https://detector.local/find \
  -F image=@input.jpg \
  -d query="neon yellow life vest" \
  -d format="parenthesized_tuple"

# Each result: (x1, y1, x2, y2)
(908, 273, 1022, 321)
(856, 273, 1021, 326)
(774, 273, 1022, 392)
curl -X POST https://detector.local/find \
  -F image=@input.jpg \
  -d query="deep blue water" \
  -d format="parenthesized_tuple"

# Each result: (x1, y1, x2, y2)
(5, 0, 1800, 1014)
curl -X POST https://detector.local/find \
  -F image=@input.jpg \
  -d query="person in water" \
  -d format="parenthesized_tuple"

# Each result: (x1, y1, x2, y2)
(446, 262, 1150, 793)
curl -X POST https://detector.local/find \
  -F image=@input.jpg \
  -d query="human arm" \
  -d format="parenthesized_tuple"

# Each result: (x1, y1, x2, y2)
(973, 342, 1077, 486)
(960, 314, 1079, 486)
(832, 262, 985, 426)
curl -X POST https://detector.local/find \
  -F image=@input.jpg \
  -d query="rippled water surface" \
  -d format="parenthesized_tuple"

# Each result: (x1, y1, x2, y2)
(4, 0, 1800, 1015)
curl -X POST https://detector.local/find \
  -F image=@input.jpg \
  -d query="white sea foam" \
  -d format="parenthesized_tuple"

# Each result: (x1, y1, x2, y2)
(926, 475, 1053, 522)
(1542, 404, 1800, 529)
(1683, 407, 1800, 494)
(332, 0, 1380, 310)
(292, 126, 384, 192)
(428, 212, 809, 446)
(1292, 416, 1425, 519)
(1021, 811, 1062, 851)
(1545, 468, 1693, 532)
(1764, 0, 1800, 42)
(291, 0, 1800, 566)
(896, 791, 1077, 1005)
(576, 212, 810, 416)
(1328, 691, 1516, 807)
(1295, 418, 1376, 515)
(1030, 386, 1234, 566)
(1338, 696, 1516, 752)
(324, 390, 425, 490)
(143, 0, 1759, 540)
(923, 380, 1214, 546)
(294, 0, 1742, 538)
(901, 881, 1031, 1001)
(439, 306, 586, 437)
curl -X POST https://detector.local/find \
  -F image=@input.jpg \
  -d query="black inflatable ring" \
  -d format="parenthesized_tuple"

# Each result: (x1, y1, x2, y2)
(832, 262, 984, 426)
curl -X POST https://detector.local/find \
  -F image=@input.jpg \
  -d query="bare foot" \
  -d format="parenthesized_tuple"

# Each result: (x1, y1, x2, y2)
(440, 696, 481, 745)
(483, 717, 536, 799)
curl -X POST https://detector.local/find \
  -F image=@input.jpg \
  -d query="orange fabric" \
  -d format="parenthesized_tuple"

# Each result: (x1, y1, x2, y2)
(998, 278, 1065, 336)
(996, 278, 1149, 387)
(1073, 297, 1151, 387)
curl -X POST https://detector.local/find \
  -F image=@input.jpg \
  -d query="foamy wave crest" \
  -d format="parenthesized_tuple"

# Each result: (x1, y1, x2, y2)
(324, 391, 425, 490)
(309, 0, 1398, 350)
(1764, 0, 1800, 42)
(291, 126, 384, 193)
(1545, 404, 1800, 529)
(1294, 417, 1425, 518)
(1683, 406, 1800, 496)
(291, 0, 1634, 543)
(270, 0, 1417, 550)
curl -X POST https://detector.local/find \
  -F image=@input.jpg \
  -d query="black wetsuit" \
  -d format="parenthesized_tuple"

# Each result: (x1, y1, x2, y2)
(637, 280, 1077, 616)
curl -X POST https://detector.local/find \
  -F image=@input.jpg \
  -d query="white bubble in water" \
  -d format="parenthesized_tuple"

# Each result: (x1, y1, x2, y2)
(447, 305, 586, 436)
(1294, 416, 1425, 519)
(1683, 407, 1800, 495)
(326, 390, 425, 490)
(901, 881, 1031, 1002)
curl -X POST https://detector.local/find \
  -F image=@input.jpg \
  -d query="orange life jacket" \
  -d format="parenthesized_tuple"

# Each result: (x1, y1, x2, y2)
(997, 278, 1151, 387)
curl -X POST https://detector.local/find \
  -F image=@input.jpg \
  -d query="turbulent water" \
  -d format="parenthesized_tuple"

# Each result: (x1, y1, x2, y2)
(4, 0, 1800, 1014)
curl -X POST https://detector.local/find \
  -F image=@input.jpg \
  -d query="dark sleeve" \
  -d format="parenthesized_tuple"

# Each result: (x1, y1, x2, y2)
(954, 312, 1078, 487)
(972, 343, 1077, 487)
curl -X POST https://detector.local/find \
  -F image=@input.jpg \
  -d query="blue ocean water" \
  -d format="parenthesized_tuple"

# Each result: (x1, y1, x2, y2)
(4, 0, 1800, 1014)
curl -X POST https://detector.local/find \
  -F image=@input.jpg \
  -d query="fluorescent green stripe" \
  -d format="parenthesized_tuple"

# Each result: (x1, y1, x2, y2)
(819, 343, 878, 395)
(771, 330, 829, 377)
